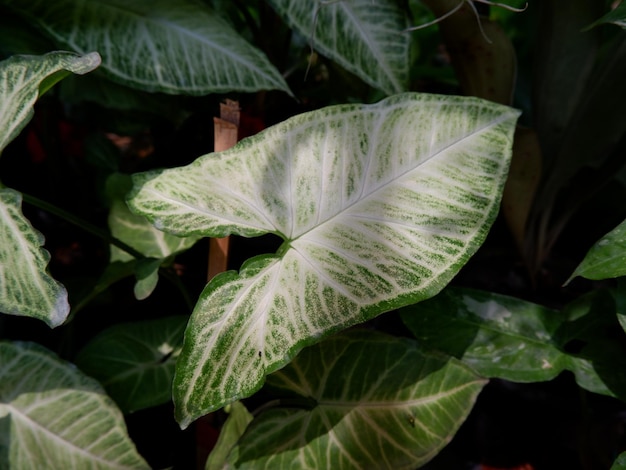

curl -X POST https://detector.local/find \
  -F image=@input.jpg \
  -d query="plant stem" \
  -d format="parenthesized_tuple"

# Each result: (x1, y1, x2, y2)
(21, 191, 195, 313)
(21, 191, 144, 259)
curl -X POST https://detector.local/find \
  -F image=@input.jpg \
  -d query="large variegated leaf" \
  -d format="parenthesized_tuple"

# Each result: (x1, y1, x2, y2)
(2, 0, 290, 95)
(75, 316, 187, 413)
(0, 188, 69, 327)
(226, 331, 486, 469)
(0, 51, 100, 153)
(128, 92, 520, 427)
(0, 341, 149, 468)
(267, 0, 409, 95)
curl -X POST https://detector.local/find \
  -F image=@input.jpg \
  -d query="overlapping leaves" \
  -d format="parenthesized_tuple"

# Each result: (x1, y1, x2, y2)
(0, 341, 148, 468)
(2, 0, 290, 95)
(0, 51, 100, 327)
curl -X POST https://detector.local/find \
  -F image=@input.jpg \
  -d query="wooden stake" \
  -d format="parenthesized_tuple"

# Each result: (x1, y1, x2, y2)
(207, 100, 240, 281)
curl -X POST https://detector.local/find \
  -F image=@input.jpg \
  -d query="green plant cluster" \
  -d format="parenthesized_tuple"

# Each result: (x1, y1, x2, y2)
(0, 1, 625, 469)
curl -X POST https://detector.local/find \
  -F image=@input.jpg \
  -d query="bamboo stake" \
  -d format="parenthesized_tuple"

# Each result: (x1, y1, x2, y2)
(207, 99, 240, 281)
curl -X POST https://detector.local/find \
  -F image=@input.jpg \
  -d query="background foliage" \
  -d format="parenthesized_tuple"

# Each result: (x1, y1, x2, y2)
(0, 0, 625, 469)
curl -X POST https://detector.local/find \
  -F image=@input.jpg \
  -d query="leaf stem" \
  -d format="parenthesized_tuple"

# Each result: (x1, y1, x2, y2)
(21, 191, 144, 259)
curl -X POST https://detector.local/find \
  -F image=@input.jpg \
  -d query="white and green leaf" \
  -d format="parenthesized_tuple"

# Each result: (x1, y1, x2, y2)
(268, 0, 409, 95)
(0, 188, 69, 327)
(0, 50, 100, 154)
(109, 199, 200, 264)
(226, 330, 486, 469)
(128, 92, 520, 427)
(107, 173, 201, 299)
(0, 341, 149, 468)
(0, 51, 99, 327)
(2, 0, 291, 95)
(75, 316, 187, 413)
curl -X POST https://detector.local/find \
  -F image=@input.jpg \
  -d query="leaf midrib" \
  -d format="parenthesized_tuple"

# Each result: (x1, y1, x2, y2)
(44, 0, 282, 86)
(336, 1, 403, 93)
(290, 109, 511, 243)
(9, 401, 140, 469)
(314, 380, 484, 409)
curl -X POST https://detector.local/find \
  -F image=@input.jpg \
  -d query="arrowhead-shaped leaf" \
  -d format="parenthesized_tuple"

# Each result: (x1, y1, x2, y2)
(2, 0, 290, 95)
(226, 330, 486, 469)
(267, 0, 409, 95)
(0, 341, 149, 468)
(128, 92, 520, 427)
(75, 316, 187, 413)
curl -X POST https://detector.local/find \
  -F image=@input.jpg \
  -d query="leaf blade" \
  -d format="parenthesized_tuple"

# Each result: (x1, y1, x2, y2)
(227, 331, 486, 469)
(268, 0, 409, 95)
(0, 50, 100, 154)
(128, 93, 520, 427)
(0, 189, 69, 327)
(3, 0, 290, 95)
(75, 316, 187, 413)
(568, 218, 626, 282)
(0, 341, 148, 469)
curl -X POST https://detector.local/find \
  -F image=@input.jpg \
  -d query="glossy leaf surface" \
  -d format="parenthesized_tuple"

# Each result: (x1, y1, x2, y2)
(401, 287, 626, 398)
(0, 341, 148, 468)
(128, 92, 520, 427)
(569, 218, 626, 281)
(75, 316, 187, 413)
(268, 0, 409, 95)
(2, 0, 290, 95)
(226, 330, 486, 469)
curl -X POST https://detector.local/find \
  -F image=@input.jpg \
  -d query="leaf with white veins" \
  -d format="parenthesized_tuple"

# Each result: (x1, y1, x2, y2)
(0, 341, 148, 469)
(2, 0, 290, 95)
(0, 51, 99, 327)
(127, 92, 520, 427)
(268, 0, 409, 95)
(226, 330, 486, 469)
(0, 51, 100, 154)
